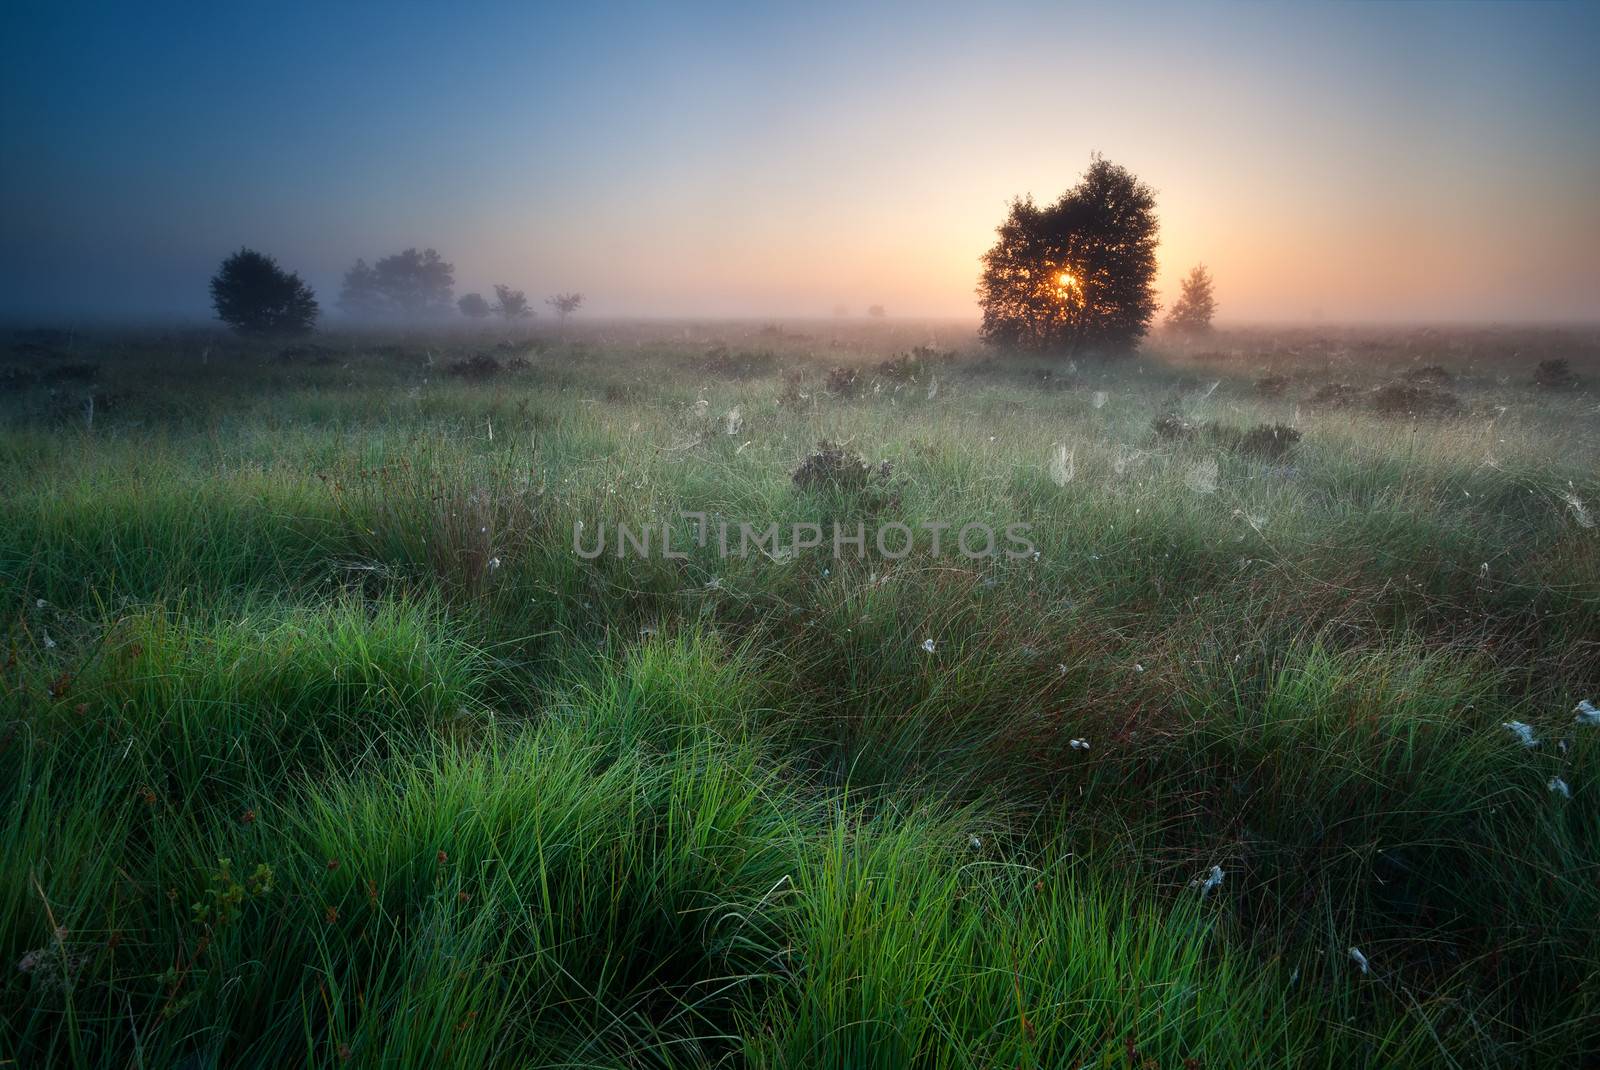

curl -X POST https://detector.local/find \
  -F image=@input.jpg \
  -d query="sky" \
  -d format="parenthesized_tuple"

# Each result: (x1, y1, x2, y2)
(2, 1, 1598, 324)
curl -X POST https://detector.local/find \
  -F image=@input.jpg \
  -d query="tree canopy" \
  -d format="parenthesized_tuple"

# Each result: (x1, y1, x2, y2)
(338, 248, 455, 319)
(492, 284, 532, 320)
(208, 248, 319, 336)
(546, 292, 584, 321)
(457, 292, 490, 319)
(977, 158, 1159, 356)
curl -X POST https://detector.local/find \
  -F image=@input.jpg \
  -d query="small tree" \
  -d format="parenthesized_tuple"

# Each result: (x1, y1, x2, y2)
(1167, 265, 1217, 335)
(867, 304, 887, 318)
(457, 292, 490, 319)
(209, 248, 319, 336)
(977, 157, 1159, 357)
(491, 285, 532, 320)
(546, 292, 584, 322)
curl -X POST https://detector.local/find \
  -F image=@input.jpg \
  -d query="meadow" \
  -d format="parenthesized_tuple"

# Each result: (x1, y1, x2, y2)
(2, 320, 1598, 1067)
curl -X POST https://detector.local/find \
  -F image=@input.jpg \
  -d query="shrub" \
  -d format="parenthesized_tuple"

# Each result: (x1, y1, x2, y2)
(1369, 381, 1461, 417)
(446, 354, 503, 380)
(824, 365, 860, 398)
(1535, 358, 1579, 390)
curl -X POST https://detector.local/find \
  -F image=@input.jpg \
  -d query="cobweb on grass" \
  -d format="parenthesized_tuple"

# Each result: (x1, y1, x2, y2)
(1049, 444, 1075, 487)
(1561, 491, 1594, 528)
(1185, 456, 1220, 494)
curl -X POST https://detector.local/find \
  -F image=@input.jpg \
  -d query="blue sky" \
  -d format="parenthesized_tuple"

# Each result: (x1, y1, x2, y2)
(2, 1, 1597, 322)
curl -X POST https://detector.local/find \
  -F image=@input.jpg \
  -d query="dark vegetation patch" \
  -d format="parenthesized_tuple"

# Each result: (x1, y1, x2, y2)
(1307, 382, 1364, 408)
(824, 365, 860, 398)
(693, 344, 782, 380)
(1253, 373, 1291, 397)
(38, 362, 100, 384)
(277, 342, 339, 364)
(791, 439, 894, 494)
(446, 353, 504, 380)
(1369, 381, 1462, 417)
(1535, 358, 1580, 391)
(1152, 414, 1303, 459)
(1403, 364, 1453, 386)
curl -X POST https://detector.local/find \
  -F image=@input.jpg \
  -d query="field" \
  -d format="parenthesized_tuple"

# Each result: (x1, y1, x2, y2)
(3, 321, 1599, 1067)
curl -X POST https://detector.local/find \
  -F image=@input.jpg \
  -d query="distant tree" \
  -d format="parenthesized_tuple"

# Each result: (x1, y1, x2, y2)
(208, 248, 318, 336)
(867, 304, 887, 318)
(491, 284, 532, 320)
(457, 292, 490, 319)
(338, 248, 455, 319)
(977, 157, 1159, 356)
(1167, 265, 1217, 335)
(546, 292, 584, 322)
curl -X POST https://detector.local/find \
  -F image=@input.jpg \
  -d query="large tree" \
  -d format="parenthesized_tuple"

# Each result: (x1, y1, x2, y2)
(977, 157, 1159, 356)
(338, 248, 455, 319)
(1166, 264, 1217, 335)
(208, 248, 319, 336)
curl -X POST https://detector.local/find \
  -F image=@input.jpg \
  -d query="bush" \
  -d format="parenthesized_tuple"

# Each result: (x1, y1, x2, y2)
(446, 354, 503, 380)
(1535, 358, 1579, 390)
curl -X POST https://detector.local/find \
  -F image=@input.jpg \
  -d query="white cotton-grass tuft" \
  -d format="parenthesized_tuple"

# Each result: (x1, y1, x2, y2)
(1548, 776, 1572, 799)
(1574, 699, 1600, 726)
(1348, 947, 1370, 974)
(1502, 721, 1539, 747)
(1069, 738, 1090, 750)
(926, 375, 939, 400)
(723, 406, 743, 436)
(1191, 864, 1224, 897)
(1049, 444, 1076, 487)
(1562, 492, 1595, 528)
(922, 638, 936, 654)
(692, 398, 709, 418)
(1185, 456, 1220, 495)
(1092, 390, 1109, 409)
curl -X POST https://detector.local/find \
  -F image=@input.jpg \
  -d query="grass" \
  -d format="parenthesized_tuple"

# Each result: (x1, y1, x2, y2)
(2, 320, 1598, 1066)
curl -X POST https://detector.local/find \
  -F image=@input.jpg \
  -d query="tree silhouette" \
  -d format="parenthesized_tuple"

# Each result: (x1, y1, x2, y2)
(491, 284, 532, 320)
(977, 157, 1159, 356)
(338, 248, 455, 319)
(546, 292, 584, 322)
(208, 248, 318, 336)
(457, 292, 490, 319)
(1167, 265, 1217, 334)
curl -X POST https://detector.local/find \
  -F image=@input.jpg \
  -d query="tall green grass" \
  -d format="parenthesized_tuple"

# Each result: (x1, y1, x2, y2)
(2, 327, 1597, 1065)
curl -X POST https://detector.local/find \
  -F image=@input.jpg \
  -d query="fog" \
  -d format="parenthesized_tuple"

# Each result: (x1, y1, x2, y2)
(2, 2, 1598, 327)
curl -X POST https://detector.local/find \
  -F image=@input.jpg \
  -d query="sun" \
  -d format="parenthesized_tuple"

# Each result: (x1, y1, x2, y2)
(1057, 271, 1077, 289)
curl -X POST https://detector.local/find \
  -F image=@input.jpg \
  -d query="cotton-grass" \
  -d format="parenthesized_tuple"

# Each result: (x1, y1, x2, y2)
(1502, 721, 1539, 747)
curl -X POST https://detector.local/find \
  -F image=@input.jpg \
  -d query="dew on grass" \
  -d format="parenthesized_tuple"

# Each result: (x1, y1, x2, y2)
(723, 406, 743, 435)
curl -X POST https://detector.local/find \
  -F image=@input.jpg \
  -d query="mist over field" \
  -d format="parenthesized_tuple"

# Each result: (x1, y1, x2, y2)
(3, 3, 1600, 1069)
